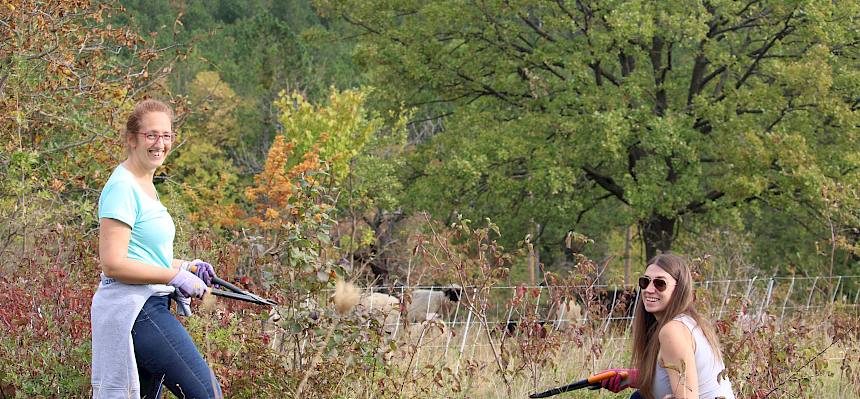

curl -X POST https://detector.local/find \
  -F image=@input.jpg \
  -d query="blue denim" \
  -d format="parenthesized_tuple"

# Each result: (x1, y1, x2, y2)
(630, 391, 643, 399)
(132, 295, 222, 398)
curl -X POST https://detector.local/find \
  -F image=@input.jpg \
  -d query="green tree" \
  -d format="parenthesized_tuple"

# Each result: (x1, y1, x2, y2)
(276, 88, 381, 180)
(164, 71, 244, 232)
(322, 0, 860, 260)
(118, 0, 362, 173)
(275, 88, 411, 272)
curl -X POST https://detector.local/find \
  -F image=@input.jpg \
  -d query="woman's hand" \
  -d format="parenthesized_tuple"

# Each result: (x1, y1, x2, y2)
(598, 368, 639, 392)
(169, 269, 207, 298)
(182, 259, 216, 286)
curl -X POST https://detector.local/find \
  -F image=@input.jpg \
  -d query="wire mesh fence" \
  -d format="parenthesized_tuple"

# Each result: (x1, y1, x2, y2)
(314, 275, 860, 345)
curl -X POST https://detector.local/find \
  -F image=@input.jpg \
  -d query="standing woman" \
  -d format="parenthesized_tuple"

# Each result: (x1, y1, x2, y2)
(91, 99, 222, 398)
(598, 253, 735, 399)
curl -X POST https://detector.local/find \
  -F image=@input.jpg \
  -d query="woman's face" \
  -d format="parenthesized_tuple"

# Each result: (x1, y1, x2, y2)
(127, 111, 173, 171)
(640, 264, 677, 315)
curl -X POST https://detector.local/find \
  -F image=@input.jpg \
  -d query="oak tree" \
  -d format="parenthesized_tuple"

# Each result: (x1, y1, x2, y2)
(323, 0, 860, 259)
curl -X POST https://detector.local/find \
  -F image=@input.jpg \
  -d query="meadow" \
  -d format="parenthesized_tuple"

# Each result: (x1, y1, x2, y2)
(1, 225, 858, 398)
(4, 1, 860, 398)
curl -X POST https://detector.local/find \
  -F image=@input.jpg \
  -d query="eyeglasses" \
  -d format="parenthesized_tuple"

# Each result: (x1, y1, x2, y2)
(137, 131, 176, 143)
(638, 276, 673, 292)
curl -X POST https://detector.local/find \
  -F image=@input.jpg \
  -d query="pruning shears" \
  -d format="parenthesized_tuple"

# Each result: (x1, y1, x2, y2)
(529, 370, 628, 398)
(190, 265, 278, 306)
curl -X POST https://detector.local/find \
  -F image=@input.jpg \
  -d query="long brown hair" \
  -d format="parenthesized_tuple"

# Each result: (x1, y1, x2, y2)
(630, 253, 722, 399)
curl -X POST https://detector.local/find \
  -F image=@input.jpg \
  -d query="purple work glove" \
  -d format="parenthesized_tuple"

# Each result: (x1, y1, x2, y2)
(182, 259, 216, 287)
(169, 269, 207, 299)
(599, 368, 639, 393)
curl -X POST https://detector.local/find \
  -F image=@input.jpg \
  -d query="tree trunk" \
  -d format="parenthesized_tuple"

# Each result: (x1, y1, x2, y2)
(623, 225, 632, 286)
(640, 215, 676, 261)
(527, 220, 538, 285)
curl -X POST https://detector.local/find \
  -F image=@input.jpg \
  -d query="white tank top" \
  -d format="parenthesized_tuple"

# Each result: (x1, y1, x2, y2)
(652, 314, 736, 399)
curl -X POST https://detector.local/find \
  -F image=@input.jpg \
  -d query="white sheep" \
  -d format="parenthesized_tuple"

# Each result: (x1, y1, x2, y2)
(262, 282, 462, 352)
(262, 291, 402, 353)
(405, 285, 462, 323)
(551, 299, 582, 331)
(354, 292, 402, 335)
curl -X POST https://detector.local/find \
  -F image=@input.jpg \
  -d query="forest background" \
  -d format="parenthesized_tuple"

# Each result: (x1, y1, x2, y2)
(2, 0, 860, 397)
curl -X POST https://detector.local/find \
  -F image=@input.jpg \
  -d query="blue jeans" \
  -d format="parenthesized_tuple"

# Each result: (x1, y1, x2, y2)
(132, 295, 222, 398)
(630, 391, 643, 399)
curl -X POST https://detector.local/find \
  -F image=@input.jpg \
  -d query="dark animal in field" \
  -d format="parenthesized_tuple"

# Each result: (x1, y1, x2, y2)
(501, 319, 549, 339)
(555, 286, 639, 331)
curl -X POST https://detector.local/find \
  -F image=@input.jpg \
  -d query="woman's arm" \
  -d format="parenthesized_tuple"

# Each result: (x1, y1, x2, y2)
(99, 217, 180, 284)
(658, 320, 699, 399)
(171, 258, 188, 269)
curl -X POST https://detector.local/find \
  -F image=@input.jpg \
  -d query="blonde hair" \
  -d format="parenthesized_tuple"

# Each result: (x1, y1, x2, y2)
(630, 253, 723, 399)
(123, 99, 174, 152)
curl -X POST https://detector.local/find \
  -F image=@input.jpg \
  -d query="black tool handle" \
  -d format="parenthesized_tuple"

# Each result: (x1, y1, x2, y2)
(529, 380, 592, 398)
(212, 276, 244, 295)
(530, 370, 622, 398)
(208, 288, 269, 305)
(189, 265, 254, 297)
(189, 265, 278, 305)
(212, 276, 277, 305)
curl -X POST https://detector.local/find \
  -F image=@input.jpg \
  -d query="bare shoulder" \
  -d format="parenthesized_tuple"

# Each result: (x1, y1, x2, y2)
(658, 320, 694, 352)
(659, 319, 689, 336)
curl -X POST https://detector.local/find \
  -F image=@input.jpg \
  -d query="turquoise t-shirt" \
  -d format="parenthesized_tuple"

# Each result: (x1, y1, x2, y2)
(98, 164, 175, 268)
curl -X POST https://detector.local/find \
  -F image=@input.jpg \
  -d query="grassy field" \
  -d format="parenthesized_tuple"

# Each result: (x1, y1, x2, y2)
(1, 228, 858, 398)
(1, 266, 858, 398)
(251, 302, 860, 399)
(377, 325, 857, 399)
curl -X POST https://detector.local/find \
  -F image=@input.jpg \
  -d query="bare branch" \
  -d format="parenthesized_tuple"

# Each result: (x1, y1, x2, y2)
(581, 164, 629, 205)
(734, 10, 797, 91)
(517, 13, 557, 43)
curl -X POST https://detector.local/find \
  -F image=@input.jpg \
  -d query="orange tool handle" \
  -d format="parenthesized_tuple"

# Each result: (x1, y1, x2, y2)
(587, 370, 628, 384)
(529, 370, 629, 398)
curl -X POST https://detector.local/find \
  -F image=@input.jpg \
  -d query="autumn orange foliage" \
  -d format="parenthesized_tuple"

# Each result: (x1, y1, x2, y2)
(245, 134, 330, 231)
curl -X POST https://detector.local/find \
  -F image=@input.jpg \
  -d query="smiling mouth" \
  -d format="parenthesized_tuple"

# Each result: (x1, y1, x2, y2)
(148, 149, 165, 158)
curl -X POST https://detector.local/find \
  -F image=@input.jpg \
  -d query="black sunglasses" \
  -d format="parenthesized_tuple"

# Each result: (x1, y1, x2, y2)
(638, 276, 672, 292)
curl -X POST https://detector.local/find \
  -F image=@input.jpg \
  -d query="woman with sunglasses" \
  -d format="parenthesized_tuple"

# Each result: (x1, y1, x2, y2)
(90, 99, 222, 398)
(597, 253, 735, 399)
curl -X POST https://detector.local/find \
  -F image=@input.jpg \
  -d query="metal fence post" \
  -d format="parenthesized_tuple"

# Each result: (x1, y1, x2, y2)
(806, 276, 819, 310)
(779, 277, 795, 324)
(718, 280, 731, 320)
(830, 276, 843, 304)
(759, 277, 774, 318)
(455, 308, 474, 375)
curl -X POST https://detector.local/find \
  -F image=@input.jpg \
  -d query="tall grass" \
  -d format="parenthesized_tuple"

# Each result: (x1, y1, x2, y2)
(1, 226, 859, 398)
